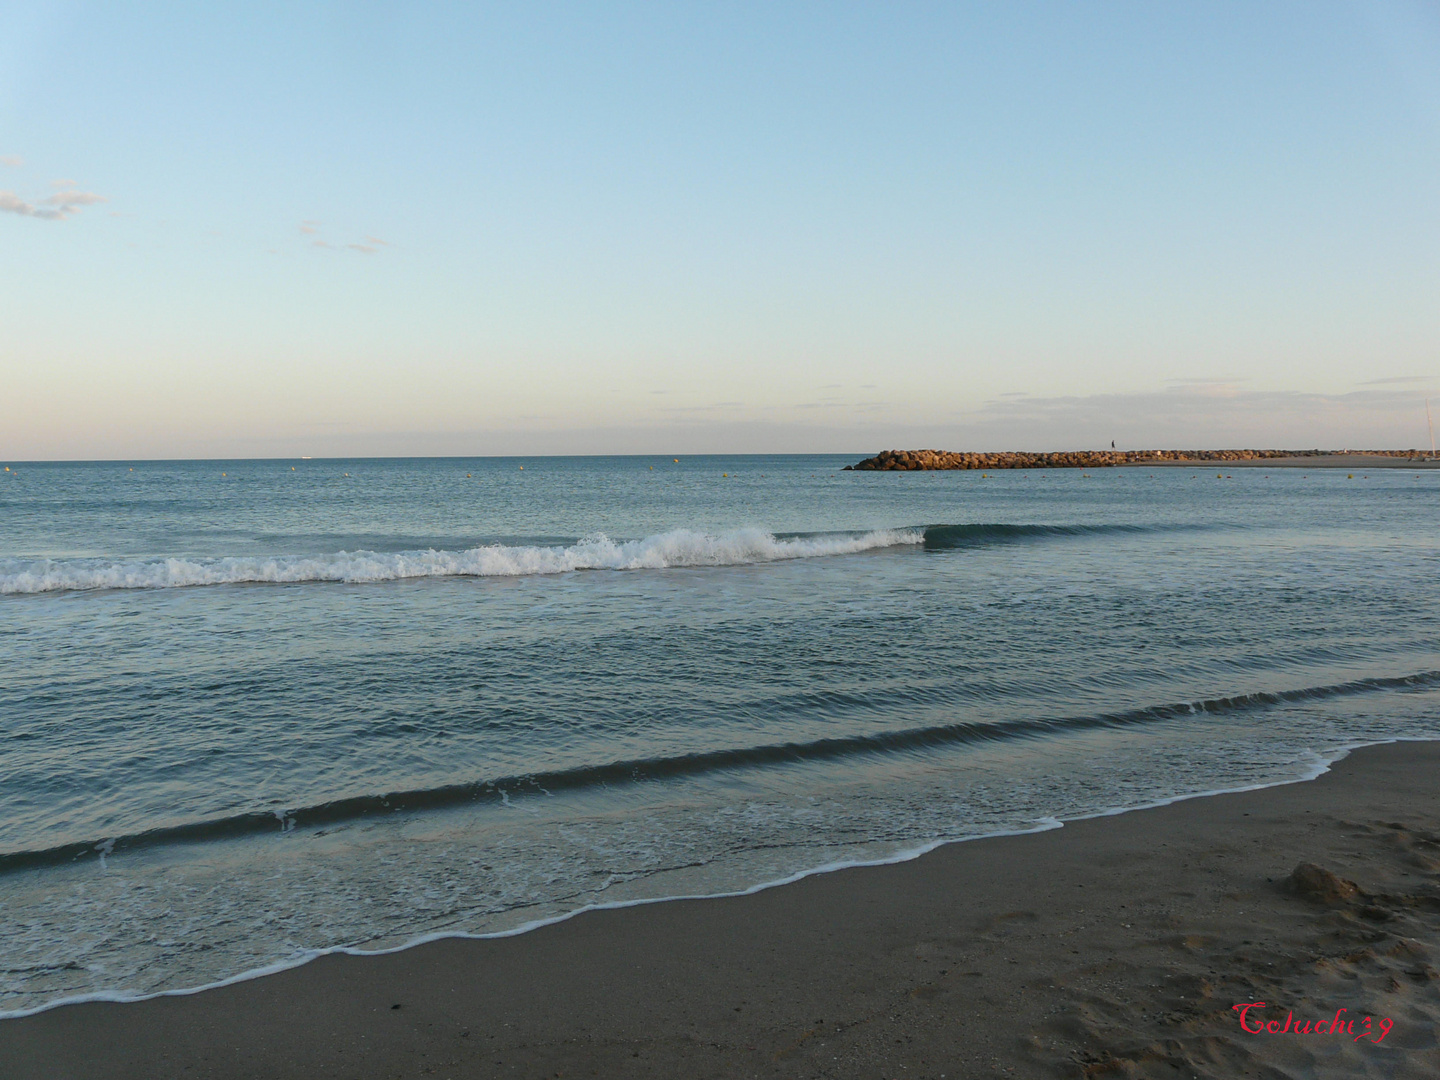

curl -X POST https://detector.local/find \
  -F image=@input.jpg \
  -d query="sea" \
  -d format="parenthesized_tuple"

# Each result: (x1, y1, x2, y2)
(3, 454, 1439, 1015)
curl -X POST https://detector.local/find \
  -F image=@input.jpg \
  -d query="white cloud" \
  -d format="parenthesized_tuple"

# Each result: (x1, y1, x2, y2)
(45, 189, 105, 210)
(0, 192, 35, 215)
(0, 188, 107, 220)
(0, 155, 22, 168)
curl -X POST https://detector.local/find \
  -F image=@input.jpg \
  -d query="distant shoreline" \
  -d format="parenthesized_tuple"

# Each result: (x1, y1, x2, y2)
(847, 449, 1440, 470)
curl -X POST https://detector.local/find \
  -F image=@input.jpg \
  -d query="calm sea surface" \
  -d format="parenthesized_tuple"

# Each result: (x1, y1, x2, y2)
(3, 455, 1439, 1013)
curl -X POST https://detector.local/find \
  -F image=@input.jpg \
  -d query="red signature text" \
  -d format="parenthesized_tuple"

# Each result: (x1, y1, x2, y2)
(1232, 1003, 1392, 1043)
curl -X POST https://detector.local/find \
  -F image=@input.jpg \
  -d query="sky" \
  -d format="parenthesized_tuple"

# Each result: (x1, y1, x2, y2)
(3, 1, 1439, 458)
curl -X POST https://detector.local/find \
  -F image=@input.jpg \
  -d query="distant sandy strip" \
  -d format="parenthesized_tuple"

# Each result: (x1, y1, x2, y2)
(1145, 453, 1440, 469)
(4, 741, 1438, 1079)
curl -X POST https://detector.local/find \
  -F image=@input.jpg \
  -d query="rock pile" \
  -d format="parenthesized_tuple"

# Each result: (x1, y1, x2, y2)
(844, 449, 1424, 471)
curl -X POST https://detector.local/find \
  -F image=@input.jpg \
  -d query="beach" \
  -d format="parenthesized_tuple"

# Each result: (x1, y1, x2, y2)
(11, 3, 1440, 1075)
(5, 459, 1439, 1074)
(5, 739, 1437, 1079)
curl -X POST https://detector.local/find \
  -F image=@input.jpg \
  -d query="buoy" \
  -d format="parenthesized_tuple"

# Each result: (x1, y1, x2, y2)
(1217, 474, 1223, 478)
(222, 472, 226, 477)
(466, 473, 471, 478)
(1348, 474, 1353, 479)
(291, 467, 295, 471)
(674, 458, 678, 463)
(723, 473, 728, 477)
(519, 465, 524, 470)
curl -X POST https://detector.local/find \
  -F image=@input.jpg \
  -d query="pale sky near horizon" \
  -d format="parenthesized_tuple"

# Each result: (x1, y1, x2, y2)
(3, 2, 1439, 458)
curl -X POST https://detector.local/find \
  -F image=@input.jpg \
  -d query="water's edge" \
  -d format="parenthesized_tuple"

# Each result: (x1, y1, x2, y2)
(4, 735, 1417, 1022)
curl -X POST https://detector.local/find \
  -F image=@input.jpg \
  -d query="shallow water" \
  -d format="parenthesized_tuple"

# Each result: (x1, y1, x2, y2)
(2, 455, 1438, 1013)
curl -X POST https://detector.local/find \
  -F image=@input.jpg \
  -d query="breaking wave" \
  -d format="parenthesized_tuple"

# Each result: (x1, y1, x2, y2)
(0, 528, 923, 594)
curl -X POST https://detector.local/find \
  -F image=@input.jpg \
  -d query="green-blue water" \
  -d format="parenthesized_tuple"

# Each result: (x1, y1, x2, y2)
(2, 455, 1438, 1013)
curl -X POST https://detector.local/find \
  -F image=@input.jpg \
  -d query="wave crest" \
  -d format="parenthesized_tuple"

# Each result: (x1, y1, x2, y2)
(0, 528, 923, 594)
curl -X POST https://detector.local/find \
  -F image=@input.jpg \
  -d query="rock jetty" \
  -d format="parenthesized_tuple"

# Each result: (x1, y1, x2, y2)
(844, 449, 1424, 471)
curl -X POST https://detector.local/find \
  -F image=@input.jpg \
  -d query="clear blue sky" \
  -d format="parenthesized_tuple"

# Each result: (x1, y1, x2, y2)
(3, 1, 1439, 457)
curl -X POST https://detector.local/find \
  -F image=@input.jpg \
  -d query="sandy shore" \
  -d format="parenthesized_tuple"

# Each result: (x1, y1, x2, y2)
(5, 742, 1438, 1079)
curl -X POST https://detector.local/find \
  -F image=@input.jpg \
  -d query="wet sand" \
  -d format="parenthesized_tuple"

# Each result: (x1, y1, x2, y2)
(4, 741, 1438, 1079)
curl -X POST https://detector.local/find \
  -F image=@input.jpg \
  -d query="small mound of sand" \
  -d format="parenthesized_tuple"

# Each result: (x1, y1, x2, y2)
(1287, 861, 1361, 905)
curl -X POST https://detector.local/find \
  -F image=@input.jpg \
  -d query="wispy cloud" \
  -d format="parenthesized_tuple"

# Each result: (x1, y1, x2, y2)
(300, 222, 391, 254)
(1358, 374, 1437, 385)
(655, 402, 748, 414)
(973, 383, 1430, 421)
(0, 156, 23, 168)
(0, 188, 107, 220)
(47, 190, 106, 212)
(953, 383, 1439, 450)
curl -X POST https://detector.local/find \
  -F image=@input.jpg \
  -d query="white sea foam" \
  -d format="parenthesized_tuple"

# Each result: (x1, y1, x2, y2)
(0, 737, 1401, 1021)
(0, 528, 922, 594)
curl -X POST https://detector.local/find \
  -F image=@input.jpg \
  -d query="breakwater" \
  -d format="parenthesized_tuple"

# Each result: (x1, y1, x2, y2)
(844, 449, 1427, 471)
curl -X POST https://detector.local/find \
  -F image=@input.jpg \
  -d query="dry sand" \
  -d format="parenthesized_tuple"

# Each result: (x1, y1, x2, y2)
(4, 741, 1438, 1079)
